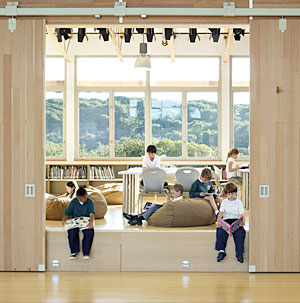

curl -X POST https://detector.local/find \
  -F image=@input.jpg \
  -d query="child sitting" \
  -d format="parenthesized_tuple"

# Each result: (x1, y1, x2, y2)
(123, 183, 184, 226)
(215, 182, 245, 263)
(189, 167, 222, 217)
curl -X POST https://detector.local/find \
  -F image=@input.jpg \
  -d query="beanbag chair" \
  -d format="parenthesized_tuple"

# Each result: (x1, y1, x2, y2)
(147, 198, 216, 227)
(96, 183, 123, 205)
(46, 187, 108, 220)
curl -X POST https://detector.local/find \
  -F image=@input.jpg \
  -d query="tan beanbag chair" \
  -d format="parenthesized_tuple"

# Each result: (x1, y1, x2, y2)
(97, 183, 123, 205)
(46, 187, 108, 220)
(147, 198, 216, 227)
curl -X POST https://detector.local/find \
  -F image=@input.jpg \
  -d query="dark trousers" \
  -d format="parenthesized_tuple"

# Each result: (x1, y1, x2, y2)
(67, 228, 94, 255)
(215, 219, 245, 256)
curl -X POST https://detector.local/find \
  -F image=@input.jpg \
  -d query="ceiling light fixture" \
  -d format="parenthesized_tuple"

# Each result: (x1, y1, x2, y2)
(146, 28, 155, 42)
(124, 28, 132, 43)
(164, 28, 173, 40)
(189, 28, 197, 43)
(95, 28, 109, 41)
(233, 28, 245, 41)
(78, 28, 86, 42)
(135, 42, 151, 71)
(209, 28, 221, 42)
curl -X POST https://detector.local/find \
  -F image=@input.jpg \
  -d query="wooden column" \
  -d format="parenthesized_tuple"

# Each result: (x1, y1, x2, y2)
(0, 19, 45, 271)
(250, 18, 300, 272)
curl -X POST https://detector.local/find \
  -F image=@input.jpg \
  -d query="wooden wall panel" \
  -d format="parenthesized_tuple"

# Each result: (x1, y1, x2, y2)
(250, 18, 300, 272)
(0, 19, 45, 271)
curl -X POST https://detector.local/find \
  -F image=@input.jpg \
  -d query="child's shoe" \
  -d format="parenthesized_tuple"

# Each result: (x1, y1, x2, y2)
(217, 251, 226, 262)
(69, 253, 77, 260)
(136, 217, 143, 226)
(236, 254, 244, 263)
(82, 255, 90, 260)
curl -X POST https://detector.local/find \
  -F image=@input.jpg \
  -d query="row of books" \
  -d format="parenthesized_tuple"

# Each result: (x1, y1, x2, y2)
(49, 166, 88, 179)
(89, 166, 115, 180)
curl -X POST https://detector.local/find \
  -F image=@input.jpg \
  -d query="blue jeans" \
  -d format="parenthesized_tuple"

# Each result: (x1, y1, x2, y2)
(138, 204, 162, 220)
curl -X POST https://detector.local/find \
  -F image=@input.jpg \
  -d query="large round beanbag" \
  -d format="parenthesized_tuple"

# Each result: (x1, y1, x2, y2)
(147, 198, 216, 227)
(45, 187, 108, 220)
(96, 183, 123, 205)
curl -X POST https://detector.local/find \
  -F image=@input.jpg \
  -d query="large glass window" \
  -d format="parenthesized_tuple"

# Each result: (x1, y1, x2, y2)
(233, 92, 250, 157)
(150, 58, 219, 87)
(114, 92, 145, 157)
(46, 92, 64, 158)
(232, 57, 250, 87)
(151, 92, 182, 157)
(78, 92, 109, 158)
(187, 92, 218, 158)
(77, 58, 146, 87)
(45, 57, 65, 86)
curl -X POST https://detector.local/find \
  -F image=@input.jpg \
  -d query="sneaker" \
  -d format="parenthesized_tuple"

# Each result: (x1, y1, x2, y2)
(217, 251, 226, 262)
(236, 254, 244, 263)
(82, 255, 90, 260)
(136, 217, 143, 226)
(123, 212, 137, 221)
(69, 253, 77, 260)
(128, 218, 138, 226)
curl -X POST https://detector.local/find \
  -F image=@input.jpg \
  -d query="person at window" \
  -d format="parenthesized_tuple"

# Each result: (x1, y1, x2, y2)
(226, 148, 243, 196)
(141, 144, 168, 188)
(215, 182, 245, 263)
(189, 168, 222, 218)
(123, 183, 184, 226)
(62, 187, 95, 260)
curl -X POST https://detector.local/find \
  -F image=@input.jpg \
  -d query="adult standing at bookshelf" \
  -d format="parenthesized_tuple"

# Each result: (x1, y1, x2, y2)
(62, 187, 95, 260)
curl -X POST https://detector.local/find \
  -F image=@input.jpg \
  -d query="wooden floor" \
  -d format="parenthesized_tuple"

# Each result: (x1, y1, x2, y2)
(0, 272, 299, 303)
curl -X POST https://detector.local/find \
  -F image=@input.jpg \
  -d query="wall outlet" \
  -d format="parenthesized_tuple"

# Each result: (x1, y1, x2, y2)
(38, 264, 45, 271)
(249, 265, 256, 272)
(182, 260, 190, 269)
(25, 184, 35, 197)
(259, 185, 269, 198)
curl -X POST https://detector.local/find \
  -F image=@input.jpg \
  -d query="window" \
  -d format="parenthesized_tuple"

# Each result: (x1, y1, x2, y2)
(45, 57, 65, 158)
(151, 92, 182, 157)
(233, 92, 250, 157)
(114, 92, 145, 157)
(231, 57, 250, 158)
(78, 92, 109, 158)
(46, 92, 64, 158)
(187, 92, 218, 158)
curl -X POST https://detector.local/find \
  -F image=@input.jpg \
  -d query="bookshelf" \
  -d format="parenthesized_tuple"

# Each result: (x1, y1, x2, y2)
(45, 164, 128, 194)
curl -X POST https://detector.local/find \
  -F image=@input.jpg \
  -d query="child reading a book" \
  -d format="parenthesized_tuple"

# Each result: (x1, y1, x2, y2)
(62, 181, 78, 200)
(123, 183, 184, 226)
(189, 168, 222, 217)
(62, 187, 95, 260)
(215, 182, 245, 263)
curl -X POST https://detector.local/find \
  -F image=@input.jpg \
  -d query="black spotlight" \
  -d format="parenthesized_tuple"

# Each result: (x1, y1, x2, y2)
(55, 28, 72, 42)
(136, 28, 144, 34)
(164, 28, 173, 40)
(233, 28, 245, 41)
(189, 28, 197, 43)
(124, 28, 132, 43)
(97, 28, 109, 41)
(146, 28, 154, 42)
(78, 28, 86, 42)
(209, 28, 221, 43)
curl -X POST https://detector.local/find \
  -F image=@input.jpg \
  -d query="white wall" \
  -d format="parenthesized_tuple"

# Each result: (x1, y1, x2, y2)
(46, 29, 249, 162)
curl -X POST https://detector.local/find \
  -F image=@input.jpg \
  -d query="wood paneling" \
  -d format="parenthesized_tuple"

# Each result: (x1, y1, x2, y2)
(250, 18, 300, 272)
(0, 20, 45, 271)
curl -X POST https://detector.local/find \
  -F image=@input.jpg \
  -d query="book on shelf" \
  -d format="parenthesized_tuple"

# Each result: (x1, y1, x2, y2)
(89, 166, 115, 180)
(64, 216, 94, 231)
(218, 217, 243, 236)
(49, 165, 87, 179)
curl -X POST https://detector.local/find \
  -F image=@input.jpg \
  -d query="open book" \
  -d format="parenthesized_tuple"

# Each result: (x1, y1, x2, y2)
(218, 217, 243, 236)
(64, 216, 94, 231)
(203, 193, 218, 199)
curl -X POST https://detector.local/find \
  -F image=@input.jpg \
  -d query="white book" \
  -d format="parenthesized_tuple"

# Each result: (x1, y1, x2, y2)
(64, 216, 94, 231)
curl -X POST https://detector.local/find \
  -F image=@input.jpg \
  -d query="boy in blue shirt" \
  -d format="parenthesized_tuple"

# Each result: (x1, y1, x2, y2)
(62, 187, 95, 260)
(189, 167, 222, 217)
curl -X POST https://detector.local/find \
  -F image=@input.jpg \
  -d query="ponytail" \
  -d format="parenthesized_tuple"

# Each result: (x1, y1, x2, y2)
(226, 148, 239, 163)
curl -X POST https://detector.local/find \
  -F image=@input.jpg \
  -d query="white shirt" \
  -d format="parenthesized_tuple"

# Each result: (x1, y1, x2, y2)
(142, 154, 161, 169)
(226, 157, 238, 178)
(220, 198, 244, 220)
(172, 196, 183, 202)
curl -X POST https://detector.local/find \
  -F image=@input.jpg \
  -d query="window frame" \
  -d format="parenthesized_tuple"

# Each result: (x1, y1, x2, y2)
(230, 56, 250, 159)
(74, 55, 222, 161)
(45, 56, 66, 160)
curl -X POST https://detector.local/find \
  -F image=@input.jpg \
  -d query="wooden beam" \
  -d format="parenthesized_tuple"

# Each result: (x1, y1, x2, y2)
(170, 34, 175, 62)
(46, 25, 71, 63)
(108, 28, 123, 62)
(223, 28, 233, 63)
